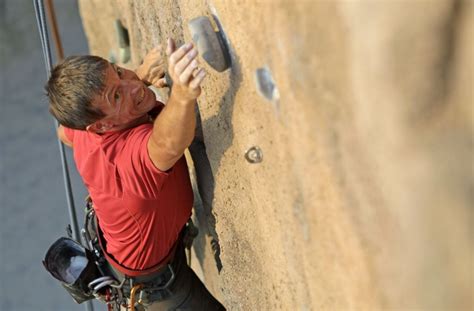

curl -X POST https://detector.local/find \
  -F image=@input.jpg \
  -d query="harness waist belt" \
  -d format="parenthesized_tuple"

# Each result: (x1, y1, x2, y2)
(93, 215, 179, 279)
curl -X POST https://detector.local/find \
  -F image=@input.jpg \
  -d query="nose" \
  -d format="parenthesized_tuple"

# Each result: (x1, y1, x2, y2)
(124, 80, 142, 97)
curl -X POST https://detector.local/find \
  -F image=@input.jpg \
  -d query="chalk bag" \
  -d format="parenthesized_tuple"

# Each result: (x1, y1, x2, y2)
(43, 237, 101, 304)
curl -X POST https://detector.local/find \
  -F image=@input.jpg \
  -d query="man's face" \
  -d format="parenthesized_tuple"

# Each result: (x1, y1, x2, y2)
(90, 62, 157, 132)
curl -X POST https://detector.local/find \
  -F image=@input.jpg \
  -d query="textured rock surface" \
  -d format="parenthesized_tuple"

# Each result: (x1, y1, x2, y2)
(78, 1, 472, 310)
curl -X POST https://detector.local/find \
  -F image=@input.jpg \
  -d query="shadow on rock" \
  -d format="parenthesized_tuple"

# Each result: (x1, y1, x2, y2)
(189, 26, 242, 273)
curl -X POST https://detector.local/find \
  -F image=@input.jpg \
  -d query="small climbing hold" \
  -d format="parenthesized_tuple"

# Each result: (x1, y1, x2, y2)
(245, 146, 263, 164)
(255, 67, 280, 102)
(108, 50, 117, 64)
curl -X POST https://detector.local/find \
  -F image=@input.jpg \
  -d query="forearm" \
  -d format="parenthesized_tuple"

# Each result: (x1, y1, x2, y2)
(150, 91, 196, 157)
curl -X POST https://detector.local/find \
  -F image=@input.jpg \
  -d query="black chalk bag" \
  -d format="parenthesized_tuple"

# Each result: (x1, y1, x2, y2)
(43, 237, 102, 304)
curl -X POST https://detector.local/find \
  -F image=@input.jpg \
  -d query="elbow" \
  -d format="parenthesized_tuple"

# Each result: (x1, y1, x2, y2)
(57, 126, 73, 147)
(153, 132, 194, 155)
(149, 136, 186, 160)
(164, 143, 185, 159)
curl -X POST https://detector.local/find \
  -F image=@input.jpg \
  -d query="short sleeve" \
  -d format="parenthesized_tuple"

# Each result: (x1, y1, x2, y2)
(116, 124, 171, 198)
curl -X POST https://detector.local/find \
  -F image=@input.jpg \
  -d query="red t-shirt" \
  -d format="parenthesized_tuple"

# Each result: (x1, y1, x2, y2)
(63, 122, 193, 271)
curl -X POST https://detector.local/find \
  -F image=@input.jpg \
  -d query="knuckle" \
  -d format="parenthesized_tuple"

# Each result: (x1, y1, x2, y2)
(186, 63, 194, 72)
(169, 54, 177, 64)
(186, 69, 194, 78)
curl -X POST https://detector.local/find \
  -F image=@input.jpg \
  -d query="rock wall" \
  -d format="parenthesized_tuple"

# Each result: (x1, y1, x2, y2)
(78, 1, 473, 310)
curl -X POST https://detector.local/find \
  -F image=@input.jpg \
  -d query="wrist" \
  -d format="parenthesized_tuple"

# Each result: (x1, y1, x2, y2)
(169, 89, 196, 106)
(135, 66, 145, 81)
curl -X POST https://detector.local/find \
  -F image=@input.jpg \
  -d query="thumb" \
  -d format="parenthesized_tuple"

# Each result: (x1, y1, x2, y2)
(166, 38, 176, 56)
(154, 77, 167, 88)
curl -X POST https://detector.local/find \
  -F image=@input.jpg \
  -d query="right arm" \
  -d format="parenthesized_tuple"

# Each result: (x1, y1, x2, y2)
(57, 125, 73, 148)
(147, 39, 206, 171)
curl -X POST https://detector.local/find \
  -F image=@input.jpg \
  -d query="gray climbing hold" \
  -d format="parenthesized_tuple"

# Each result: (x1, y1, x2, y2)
(114, 19, 130, 63)
(108, 50, 117, 64)
(255, 67, 280, 102)
(188, 16, 231, 72)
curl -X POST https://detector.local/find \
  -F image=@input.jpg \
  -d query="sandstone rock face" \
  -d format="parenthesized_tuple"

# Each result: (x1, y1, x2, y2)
(78, 1, 472, 310)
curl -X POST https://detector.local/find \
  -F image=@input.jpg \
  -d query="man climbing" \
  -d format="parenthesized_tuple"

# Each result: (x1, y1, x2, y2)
(45, 38, 225, 310)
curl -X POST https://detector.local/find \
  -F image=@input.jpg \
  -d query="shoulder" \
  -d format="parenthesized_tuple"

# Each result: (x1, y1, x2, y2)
(124, 123, 154, 138)
(112, 124, 154, 149)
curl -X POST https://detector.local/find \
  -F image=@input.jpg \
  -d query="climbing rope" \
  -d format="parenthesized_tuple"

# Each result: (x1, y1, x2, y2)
(33, 0, 80, 244)
(33, 0, 91, 310)
(44, 0, 64, 60)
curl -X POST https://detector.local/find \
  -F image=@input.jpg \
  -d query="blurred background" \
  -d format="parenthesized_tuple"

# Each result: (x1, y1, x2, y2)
(1, 1, 97, 310)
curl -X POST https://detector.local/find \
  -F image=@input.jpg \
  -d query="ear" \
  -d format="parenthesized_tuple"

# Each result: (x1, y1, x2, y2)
(86, 120, 114, 133)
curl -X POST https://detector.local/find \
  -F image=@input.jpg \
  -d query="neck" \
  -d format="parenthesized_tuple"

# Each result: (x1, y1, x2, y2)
(124, 114, 151, 129)
(101, 114, 151, 134)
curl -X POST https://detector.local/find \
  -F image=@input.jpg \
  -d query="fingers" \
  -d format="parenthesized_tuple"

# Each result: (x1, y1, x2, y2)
(150, 76, 166, 88)
(166, 39, 206, 100)
(179, 59, 198, 84)
(174, 48, 197, 75)
(154, 77, 167, 88)
(189, 68, 206, 89)
(137, 45, 166, 82)
(168, 42, 200, 84)
(168, 43, 193, 71)
(147, 56, 164, 67)
(150, 65, 165, 78)
(143, 46, 161, 64)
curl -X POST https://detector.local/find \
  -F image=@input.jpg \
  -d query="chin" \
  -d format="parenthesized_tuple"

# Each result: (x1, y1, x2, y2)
(144, 99, 156, 112)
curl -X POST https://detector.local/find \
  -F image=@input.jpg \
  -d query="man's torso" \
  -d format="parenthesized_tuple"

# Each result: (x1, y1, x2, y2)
(64, 122, 193, 271)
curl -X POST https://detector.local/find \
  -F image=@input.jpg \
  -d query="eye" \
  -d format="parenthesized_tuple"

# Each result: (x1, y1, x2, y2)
(116, 67, 123, 77)
(114, 91, 121, 103)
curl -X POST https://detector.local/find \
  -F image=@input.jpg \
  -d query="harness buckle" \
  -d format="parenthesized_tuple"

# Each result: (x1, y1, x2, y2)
(135, 264, 176, 305)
